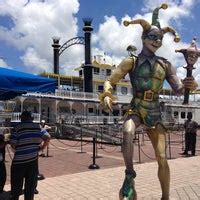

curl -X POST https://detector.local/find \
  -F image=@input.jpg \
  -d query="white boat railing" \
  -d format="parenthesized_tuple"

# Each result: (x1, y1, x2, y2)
(58, 115, 122, 125)
(24, 90, 132, 103)
(11, 112, 40, 123)
(11, 112, 122, 124)
(24, 90, 200, 105)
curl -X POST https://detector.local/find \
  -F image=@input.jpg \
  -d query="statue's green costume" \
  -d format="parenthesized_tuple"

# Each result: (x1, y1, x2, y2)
(129, 55, 167, 127)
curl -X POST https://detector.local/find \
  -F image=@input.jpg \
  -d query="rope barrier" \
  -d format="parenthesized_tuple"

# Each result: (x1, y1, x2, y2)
(98, 143, 119, 153)
(55, 138, 81, 147)
(50, 139, 90, 150)
(57, 138, 90, 146)
(139, 145, 155, 160)
(133, 129, 186, 161)
(5, 121, 199, 165)
(49, 141, 74, 150)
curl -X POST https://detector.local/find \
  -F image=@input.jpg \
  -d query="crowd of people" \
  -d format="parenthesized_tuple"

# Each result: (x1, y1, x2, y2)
(0, 111, 51, 200)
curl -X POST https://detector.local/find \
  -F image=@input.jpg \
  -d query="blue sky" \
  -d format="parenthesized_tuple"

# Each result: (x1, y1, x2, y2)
(0, 0, 200, 85)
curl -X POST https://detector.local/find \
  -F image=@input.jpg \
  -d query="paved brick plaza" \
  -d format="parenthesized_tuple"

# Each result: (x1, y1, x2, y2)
(1, 131, 200, 199)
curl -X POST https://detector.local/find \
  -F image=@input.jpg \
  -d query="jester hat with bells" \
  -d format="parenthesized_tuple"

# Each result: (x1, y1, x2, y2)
(123, 3, 180, 43)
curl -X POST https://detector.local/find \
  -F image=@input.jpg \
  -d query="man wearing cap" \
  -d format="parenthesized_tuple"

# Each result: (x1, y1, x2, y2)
(9, 111, 50, 200)
(99, 3, 198, 200)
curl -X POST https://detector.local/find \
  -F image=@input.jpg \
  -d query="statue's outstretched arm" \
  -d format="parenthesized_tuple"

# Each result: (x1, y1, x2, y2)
(99, 57, 135, 111)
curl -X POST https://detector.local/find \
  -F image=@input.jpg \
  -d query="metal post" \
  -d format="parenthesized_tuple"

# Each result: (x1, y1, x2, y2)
(95, 128, 102, 158)
(78, 124, 85, 153)
(95, 128, 98, 157)
(88, 137, 100, 169)
(46, 144, 49, 157)
(99, 126, 104, 149)
(168, 133, 172, 159)
(138, 132, 141, 163)
(182, 130, 185, 151)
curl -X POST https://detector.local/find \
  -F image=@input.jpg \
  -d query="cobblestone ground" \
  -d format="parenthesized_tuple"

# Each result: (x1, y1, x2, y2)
(1, 131, 200, 199)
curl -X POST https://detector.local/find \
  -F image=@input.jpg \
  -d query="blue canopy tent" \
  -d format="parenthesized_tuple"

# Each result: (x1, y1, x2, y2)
(0, 67, 57, 100)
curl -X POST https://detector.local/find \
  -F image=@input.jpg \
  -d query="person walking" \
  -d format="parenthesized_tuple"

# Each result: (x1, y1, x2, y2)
(39, 120, 51, 157)
(182, 112, 198, 156)
(9, 111, 50, 200)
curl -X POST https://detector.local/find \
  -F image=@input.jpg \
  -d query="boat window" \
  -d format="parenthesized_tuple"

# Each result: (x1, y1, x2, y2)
(106, 69, 111, 76)
(187, 112, 193, 119)
(93, 67, 99, 74)
(88, 108, 94, 113)
(101, 69, 105, 76)
(98, 85, 103, 92)
(181, 112, 186, 119)
(79, 70, 82, 76)
(121, 87, 128, 95)
(59, 107, 70, 113)
(112, 109, 119, 116)
(113, 85, 116, 90)
(174, 111, 178, 118)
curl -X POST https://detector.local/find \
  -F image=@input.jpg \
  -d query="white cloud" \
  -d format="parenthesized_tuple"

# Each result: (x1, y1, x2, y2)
(0, 58, 8, 67)
(59, 44, 84, 75)
(0, 0, 200, 87)
(94, 0, 200, 87)
(21, 47, 52, 73)
(0, 0, 80, 75)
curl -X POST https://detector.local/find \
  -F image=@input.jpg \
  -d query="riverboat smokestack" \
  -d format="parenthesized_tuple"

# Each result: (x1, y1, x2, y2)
(52, 37, 61, 74)
(83, 18, 93, 93)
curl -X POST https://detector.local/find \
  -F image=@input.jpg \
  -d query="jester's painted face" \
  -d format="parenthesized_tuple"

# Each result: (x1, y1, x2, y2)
(186, 52, 198, 65)
(143, 28, 163, 53)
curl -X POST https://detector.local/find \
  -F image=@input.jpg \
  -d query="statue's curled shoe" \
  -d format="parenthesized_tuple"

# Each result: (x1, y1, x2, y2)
(119, 169, 137, 200)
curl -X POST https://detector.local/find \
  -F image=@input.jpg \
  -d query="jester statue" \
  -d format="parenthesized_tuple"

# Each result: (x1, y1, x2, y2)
(99, 3, 198, 200)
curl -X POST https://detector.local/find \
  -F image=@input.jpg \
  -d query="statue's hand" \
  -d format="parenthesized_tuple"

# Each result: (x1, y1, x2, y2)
(183, 76, 198, 91)
(103, 96, 113, 112)
(98, 91, 116, 112)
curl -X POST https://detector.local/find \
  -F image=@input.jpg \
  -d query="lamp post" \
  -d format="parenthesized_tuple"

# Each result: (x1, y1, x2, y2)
(52, 37, 61, 74)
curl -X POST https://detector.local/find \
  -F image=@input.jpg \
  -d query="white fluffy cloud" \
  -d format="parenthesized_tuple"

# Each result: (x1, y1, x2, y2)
(0, 0, 200, 84)
(0, 58, 8, 67)
(94, 0, 200, 85)
(0, 0, 80, 75)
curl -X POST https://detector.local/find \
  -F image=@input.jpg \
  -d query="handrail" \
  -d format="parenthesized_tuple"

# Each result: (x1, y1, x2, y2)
(23, 90, 200, 105)
(11, 112, 40, 123)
